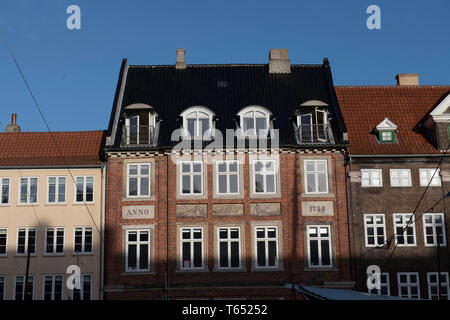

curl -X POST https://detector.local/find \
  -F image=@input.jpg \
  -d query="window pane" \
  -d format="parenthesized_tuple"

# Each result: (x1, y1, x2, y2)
(193, 242, 202, 268)
(310, 240, 319, 265)
(229, 175, 238, 193)
(255, 174, 264, 192)
(182, 175, 190, 194)
(230, 242, 239, 268)
(218, 175, 227, 193)
(257, 241, 266, 266)
(140, 177, 149, 196)
(139, 244, 149, 270)
(128, 244, 137, 269)
(218, 162, 227, 172)
(219, 242, 228, 267)
(268, 241, 277, 266)
(321, 240, 331, 265)
(193, 175, 202, 193)
(318, 174, 327, 192)
(129, 178, 138, 196)
(306, 174, 315, 192)
(266, 174, 275, 193)
(182, 242, 191, 268)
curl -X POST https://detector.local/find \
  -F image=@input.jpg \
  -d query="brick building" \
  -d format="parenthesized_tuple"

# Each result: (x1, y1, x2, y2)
(336, 75, 450, 299)
(103, 49, 353, 300)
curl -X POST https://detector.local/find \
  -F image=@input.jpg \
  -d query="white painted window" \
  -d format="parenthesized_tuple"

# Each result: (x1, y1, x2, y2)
(423, 213, 446, 246)
(75, 176, 94, 203)
(381, 131, 393, 141)
(14, 275, 34, 300)
(45, 227, 65, 254)
(0, 178, 10, 204)
(255, 226, 279, 268)
(393, 214, 416, 246)
(0, 229, 7, 256)
(304, 159, 328, 193)
(0, 276, 5, 300)
(43, 275, 63, 300)
(216, 161, 239, 195)
(47, 176, 66, 203)
(253, 160, 276, 194)
(180, 227, 204, 270)
(398, 272, 420, 299)
(367, 272, 390, 296)
(238, 106, 271, 137)
(361, 169, 382, 187)
(126, 230, 150, 272)
(218, 227, 241, 269)
(427, 272, 449, 300)
(74, 227, 92, 253)
(127, 163, 151, 197)
(19, 177, 38, 204)
(72, 274, 92, 300)
(390, 169, 412, 187)
(419, 168, 441, 186)
(181, 161, 203, 195)
(17, 228, 36, 255)
(181, 107, 214, 139)
(364, 214, 386, 247)
(307, 225, 332, 268)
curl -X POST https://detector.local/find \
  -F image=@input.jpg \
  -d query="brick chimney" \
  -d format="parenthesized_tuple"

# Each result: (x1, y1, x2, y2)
(6, 113, 21, 133)
(395, 73, 419, 86)
(175, 48, 186, 70)
(269, 49, 290, 74)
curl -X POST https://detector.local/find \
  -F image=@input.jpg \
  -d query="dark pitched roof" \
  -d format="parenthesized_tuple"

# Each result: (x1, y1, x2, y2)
(0, 130, 106, 167)
(335, 86, 450, 155)
(107, 61, 347, 149)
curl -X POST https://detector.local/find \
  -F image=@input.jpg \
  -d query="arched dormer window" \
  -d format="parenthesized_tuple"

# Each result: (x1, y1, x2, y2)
(296, 100, 329, 143)
(237, 105, 272, 137)
(180, 106, 215, 139)
(122, 103, 159, 146)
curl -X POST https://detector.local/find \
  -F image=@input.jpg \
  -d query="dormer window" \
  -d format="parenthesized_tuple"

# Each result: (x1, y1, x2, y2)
(296, 100, 329, 143)
(376, 118, 398, 143)
(122, 104, 158, 146)
(237, 106, 271, 137)
(180, 106, 215, 140)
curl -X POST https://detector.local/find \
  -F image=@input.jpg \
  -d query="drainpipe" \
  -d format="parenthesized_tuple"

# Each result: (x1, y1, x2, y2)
(99, 163, 105, 300)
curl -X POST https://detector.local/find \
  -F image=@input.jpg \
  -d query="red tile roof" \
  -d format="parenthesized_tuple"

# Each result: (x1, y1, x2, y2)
(335, 86, 450, 155)
(0, 130, 105, 167)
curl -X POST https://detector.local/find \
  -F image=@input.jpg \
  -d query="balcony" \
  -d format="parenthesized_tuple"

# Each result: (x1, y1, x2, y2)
(296, 124, 330, 144)
(121, 125, 156, 146)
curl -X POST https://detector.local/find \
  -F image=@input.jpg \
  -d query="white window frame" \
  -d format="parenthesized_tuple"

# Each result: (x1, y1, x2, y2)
(0, 228, 7, 256)
(419, 168, 441, 187)
(367, 272, 390, 296)
(180, 161, 204, 195)
(126, 163, 151, 198)
(180, 227, 204, 270)
(72, 274, 92, 300)
(74, 176, 94, 203)
(238, 106, 271, 137)
(16, 227, 36, 255)
(45, 227, 65, 254)
(125, 229, 151, 272)
(423, 213, 446, 247)
(307, 225, 333, 268)
(0, 177, 10, 205)
(43, 275, 64, 300)
(47, 176, 66, 204)
(252, 159, 277, 194)
(389, 169, 412, 187)
(364, 214, 386, 247)
(14, 275, 34, 300)
(427, 272, 449, 300)
(397, 272, 420, 299)
(254, 226, 279, 269)
(73, 226, 93, 254)
(217, 227, 241, 270)
(361, 169, 382, 187)
(393, 214, 416, 246)
(18, 177, 38, 204)
(304, 159, 329, 194)
(216, 160, 240, 195)
(180, 106, 214, 139)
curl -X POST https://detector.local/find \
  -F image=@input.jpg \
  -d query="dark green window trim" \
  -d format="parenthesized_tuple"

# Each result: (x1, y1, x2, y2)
(378, 130, 395, 143)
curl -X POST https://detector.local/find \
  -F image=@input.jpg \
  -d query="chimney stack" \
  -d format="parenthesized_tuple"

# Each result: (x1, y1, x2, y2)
(396, 73, 419, 86)
(6, 113, 21, 133)
(175, 48, 186, 70)
(269, 49, 290, 74)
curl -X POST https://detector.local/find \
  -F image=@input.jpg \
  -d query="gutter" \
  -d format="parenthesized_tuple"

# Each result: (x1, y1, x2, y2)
(0, 164, 104, 170)
(99, 163, 105, 300)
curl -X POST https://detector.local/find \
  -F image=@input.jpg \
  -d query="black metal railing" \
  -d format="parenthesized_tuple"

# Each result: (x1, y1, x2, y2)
(297, 124, 329, 143)
(122, 125, 156, 146)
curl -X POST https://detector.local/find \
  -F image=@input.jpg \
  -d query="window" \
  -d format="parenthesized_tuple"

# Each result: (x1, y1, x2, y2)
(427, 272, 449, 300)
(74, 227, 93, 253)
(216, 161, 239, 195)
(19, 177, 38, 204)
(253, 160, 276, 194)
(17, 228, 36, 255)
(379, 130, 395, 142)
(181, 161, 203, 195)
(307, 225, 332, 268)
(72, 274, 92, 300)
(419, 169, 441, 186)
(47, 176, 66, 203)
(238, 106, 271, 137)
(0, 276, 4, 300)
(361, 169, 382, 187)
(297, 107, 328, 142)
(390, 169, 412, 187)
(127, 163, 150, 197)
(218, 227, 241, 269)
(423, 213, 446, 246)
(1, 178, 9, 204)
(0, 229, 6, 255)
(367, 272, 390, 296)
(398, 272, 420, 299)
(126, 230, 150, 272)
(124, 112, 156, 145)
(304, 159, 328, 193)
(255, 226, 279, 268)
(45, 228, 65, 254)
(393, 214, 416, 246)
(364, 214, 386, 247)
(180, 227, 203, 270)
(14, 275, 34, 300)
(181, 107, 214, 139)
(43, 275, 63, 300)
(75, 176, 94, 203)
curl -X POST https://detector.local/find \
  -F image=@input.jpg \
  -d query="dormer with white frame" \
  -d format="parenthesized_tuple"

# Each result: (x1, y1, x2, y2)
(237, 105, 272, 138)
(427, 93, 450, 150)
(375, 117, 398, 143)
(295, 100, 332, 143)
(122, 103, 159, 146)
(180, 106, 215, 140)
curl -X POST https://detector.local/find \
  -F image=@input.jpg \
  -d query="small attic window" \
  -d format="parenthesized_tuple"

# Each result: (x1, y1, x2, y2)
(379, 130, 395, 142)
(375, 118, 398, 143)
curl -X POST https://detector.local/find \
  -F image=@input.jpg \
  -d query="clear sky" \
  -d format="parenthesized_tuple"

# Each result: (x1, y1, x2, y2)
(0, 0, 449, 132)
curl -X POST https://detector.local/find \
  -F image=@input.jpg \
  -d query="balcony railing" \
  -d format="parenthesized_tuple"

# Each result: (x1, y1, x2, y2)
(121, 125, 156, 146)
(296, 124, 330, 143)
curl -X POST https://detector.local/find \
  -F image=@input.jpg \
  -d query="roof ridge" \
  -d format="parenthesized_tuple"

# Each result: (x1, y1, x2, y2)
(0, 130, 106, 135)
(336, 85, 450, 88)
(128, 64, 323, 68)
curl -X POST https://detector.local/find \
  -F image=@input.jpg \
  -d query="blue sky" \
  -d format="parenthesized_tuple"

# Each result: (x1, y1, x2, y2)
(0, 0, 449, 132)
